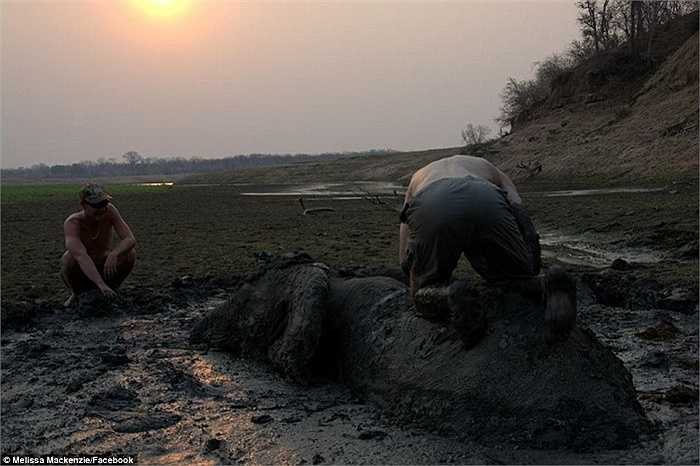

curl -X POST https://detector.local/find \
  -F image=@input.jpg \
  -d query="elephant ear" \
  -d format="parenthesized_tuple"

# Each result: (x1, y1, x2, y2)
(266, 264, 331, 383)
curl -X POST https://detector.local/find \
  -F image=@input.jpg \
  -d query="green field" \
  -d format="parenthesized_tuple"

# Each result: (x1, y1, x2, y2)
(0, 182, 174, 203)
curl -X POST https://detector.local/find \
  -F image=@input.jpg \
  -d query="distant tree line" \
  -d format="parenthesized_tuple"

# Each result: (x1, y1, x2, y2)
(2, 149, 397, 179)
(495, 0, 698, 130)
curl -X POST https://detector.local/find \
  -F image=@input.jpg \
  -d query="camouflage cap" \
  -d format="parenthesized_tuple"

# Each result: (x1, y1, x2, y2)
(79, 183, 112, 204)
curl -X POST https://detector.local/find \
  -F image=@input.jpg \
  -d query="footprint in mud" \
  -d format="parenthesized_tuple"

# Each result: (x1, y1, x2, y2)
(89, 386, 140, 412)
(113, 412, 182, 433)
(14, 340, 51, 358)
(637, 320, 681, 341)
(153, 359, 223, 398)
(665, 384, 699, 404)
(98, 346, 130, 367)
(66, 368, 109, 394)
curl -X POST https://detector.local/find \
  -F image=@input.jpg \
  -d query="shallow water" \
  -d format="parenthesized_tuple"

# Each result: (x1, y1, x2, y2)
(147, 180, 667, 200)
(240, 181, 405, 197)
(137, 182, 175, 187)
(238, 183, 665, 198)
(532, 187, 666, 197)
(540, 230, 667, 268)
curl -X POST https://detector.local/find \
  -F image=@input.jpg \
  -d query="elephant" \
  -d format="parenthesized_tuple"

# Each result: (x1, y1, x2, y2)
(191, 252, 648, 450)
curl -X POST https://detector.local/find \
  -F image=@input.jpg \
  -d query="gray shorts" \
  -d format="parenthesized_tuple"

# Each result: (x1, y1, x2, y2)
(403, 176, 536, 289)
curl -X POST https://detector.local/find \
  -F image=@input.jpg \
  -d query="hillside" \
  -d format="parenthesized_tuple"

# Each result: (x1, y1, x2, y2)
(182, 12, 698, 187)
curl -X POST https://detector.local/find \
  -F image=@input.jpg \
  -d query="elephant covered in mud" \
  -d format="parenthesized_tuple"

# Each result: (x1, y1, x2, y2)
(191, 252, 649, 450)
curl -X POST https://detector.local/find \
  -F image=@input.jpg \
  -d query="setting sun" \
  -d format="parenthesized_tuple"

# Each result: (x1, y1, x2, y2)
(130, 0, 192, 19)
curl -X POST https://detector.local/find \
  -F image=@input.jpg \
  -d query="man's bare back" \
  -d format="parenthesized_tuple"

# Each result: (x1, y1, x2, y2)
(405, 155, 522, 205)
(400, 155, 523, 269)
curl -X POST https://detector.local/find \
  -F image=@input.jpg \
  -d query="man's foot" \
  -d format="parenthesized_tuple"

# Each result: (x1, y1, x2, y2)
(414, 286, 450, 321)
(544, 267, 577, 343)
(64, 293, 79, 308)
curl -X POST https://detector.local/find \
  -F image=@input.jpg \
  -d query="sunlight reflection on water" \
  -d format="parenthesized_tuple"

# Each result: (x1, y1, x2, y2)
(137, 182, 175, 187)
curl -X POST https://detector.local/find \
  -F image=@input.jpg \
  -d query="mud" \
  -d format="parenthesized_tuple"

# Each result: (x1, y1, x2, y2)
(0, 288, 499, 465)
(1, 256, 698, 464)
(1, 182, 697, 464)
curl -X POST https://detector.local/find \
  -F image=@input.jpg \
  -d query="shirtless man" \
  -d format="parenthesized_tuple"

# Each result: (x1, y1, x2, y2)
(60, 183, 137, 306)
(399, 155, 575, 342)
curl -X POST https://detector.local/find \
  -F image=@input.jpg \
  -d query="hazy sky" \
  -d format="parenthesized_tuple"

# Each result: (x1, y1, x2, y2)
(1, 1, 580, 169)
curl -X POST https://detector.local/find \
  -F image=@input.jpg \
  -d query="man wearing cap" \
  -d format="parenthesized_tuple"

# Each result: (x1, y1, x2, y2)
(399, 155, 576, 343)
(60, 183, 137, 306)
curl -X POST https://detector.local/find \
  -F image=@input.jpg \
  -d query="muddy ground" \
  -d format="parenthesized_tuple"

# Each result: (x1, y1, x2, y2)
(1, 179, 698, 464)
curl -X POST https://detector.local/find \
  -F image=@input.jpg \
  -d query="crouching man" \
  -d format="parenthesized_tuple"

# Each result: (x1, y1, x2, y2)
(60, 183, 137, 306)
(399, 155, 576, 343)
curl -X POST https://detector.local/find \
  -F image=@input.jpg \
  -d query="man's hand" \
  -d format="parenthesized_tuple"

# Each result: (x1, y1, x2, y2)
(98, 283, 117, 300)
(104, 251, 119, 279)
(510, 203, 542, 275)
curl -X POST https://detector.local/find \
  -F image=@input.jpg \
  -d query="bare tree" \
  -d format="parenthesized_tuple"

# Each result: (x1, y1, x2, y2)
(577, 0, 602, 55)
(122, 151, 144, 166)
(611, 0, 697, 60)
(461, 124, 492, 146)
(577, 0, 620, 55)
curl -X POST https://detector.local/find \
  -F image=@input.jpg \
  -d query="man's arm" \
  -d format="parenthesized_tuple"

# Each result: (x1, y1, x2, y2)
(399, 222, 411, 276)
(108, 205, 136, 256)
(399, 184, 415, 277)
(496, 169, 541, 275)
(490, 165, 522, 205)
(485, 161, 541, 274)
(103, 205, 136, 279)
(64, 218, 114, 294)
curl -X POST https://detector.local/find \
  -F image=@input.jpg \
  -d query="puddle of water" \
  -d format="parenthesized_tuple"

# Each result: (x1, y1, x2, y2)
(240, 183, 665, 199)
(175, 180, 666, 200)
(137, 182, 175, 187)
(532, 187, 666, 198)
(540, 231, 666, 267)
(241, 181, 405, 197)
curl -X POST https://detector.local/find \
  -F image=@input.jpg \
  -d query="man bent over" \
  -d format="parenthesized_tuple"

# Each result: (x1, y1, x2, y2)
(60, 183, 137, 306)
(399, 155, 576, 343)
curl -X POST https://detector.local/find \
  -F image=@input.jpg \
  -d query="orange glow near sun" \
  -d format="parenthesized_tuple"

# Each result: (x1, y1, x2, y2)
(130, 0, 192, 19)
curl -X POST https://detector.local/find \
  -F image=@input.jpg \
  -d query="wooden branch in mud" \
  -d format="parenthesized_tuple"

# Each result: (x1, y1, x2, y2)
(298, 197, 336, 215)
(353, 187, 403, 215)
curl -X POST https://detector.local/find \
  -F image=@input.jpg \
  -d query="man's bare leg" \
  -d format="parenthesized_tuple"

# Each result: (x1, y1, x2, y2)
(105, 249, 136, 290)
(60, 249, 135, 305)
(60, 251, 82, 307)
